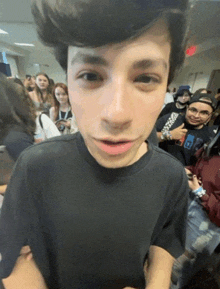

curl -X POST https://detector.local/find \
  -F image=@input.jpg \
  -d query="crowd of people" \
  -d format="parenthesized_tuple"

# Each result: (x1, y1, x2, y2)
(0, 0, 219, 288)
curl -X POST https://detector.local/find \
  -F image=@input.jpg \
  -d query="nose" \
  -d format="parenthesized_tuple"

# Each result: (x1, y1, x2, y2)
(194, 111, 200, 118)
(100, 79, 133, 131)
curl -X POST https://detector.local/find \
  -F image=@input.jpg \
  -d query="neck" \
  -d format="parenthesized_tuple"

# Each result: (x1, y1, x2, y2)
(60, 103, 70, 111)
(185, 121, 204, 130)
(176, 102, 186, 109)
(41, 90, 47, 97)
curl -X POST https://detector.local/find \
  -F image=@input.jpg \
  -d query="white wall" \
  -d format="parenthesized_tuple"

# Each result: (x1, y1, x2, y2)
(172, 50, 220, 92)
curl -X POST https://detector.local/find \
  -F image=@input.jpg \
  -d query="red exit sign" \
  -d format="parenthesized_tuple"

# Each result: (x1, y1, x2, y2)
(186, 46, 197, 56)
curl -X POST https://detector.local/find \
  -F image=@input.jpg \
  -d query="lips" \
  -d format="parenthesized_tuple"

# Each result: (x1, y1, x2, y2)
(94, 139, 135, 155)
(189, 118, 199, 123)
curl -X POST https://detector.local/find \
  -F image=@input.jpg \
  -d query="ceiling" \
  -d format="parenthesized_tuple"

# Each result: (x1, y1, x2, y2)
(0, 0, 220, 78)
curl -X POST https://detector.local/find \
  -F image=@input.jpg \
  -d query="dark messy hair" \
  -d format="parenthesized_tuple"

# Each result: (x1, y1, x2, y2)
(31, 0, 189, 85)
(175, 89, 192, 99)
(0, 73, 36, 141)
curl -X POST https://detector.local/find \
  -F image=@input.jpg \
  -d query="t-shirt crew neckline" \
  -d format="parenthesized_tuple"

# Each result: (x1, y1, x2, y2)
(76, 132, 153, 178)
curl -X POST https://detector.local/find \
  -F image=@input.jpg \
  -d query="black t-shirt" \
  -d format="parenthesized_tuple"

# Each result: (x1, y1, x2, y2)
(156, 114, 215, 165)
(159, 102, 186, 119)
(0, 133, 188, 289)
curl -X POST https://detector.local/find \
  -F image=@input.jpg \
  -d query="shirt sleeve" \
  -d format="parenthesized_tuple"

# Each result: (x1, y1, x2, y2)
(158, 104, 171, 119)
(156, 114, 171, 132)
(151, 168, 189, 258)
(0, 152, 50, 281)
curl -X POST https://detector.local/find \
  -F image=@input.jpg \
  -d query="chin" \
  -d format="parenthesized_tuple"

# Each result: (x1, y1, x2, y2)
(91, 149, 137, 169)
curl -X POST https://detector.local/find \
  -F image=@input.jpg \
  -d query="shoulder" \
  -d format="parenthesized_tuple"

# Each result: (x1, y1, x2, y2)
(156, 113, 171, 126)
(21, 133, 79, 165)
(39, 113, 56, 127)
(40, 113, 51, 122)
(150, 143, 186, 176)
(4, 127, 32, 142)
(194, 125, 216, 140)
(204, 125, 216, 136)
(50, 106, 56, 113)
(156, 112, 180, 129)
(165, 102, 174, 108)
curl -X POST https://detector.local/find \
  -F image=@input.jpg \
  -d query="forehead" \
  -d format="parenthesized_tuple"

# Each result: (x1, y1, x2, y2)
(179, 93, 190, 97)
(37, 75, 48, 80)
(68, 19, 171, 69)
(189, 101, 213, 112)
(55, 86, 65, 92)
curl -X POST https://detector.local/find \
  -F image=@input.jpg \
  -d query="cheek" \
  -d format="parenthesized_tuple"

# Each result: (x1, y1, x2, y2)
(139, 91, 165, 115)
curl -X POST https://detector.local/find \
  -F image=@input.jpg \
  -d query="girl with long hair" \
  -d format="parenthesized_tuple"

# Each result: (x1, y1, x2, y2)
(50, 83, 72, 122)
(50, 83, 76, 133)
(0, 74, 36, 160)
(29, 72, 54, 115)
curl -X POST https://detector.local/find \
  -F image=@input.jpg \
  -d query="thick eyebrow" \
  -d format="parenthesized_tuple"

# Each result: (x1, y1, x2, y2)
(70, 52, 168, 72)
(71, 52, 108, 66)
(132, 59, 168, 71)
(190, 107, 211, 114)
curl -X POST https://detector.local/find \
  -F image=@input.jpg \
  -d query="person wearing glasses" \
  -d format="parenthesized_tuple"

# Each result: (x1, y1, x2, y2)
(156, 93, 217, 165)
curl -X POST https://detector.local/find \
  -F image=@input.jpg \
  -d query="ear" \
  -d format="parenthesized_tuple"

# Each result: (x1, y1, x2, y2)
(205, 112, 213, 125)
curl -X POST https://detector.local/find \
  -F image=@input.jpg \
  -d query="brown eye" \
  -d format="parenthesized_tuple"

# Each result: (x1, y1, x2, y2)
(79, 73, 102, 82)
(134, 74, 160, 84)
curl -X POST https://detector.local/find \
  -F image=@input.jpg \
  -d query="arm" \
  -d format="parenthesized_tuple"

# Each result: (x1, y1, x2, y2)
(0, 152, 50, 286)
(186, 159, 220, 227)
(2, 255, 48, 289)
(49, 106, 56, 122)
(0, 185, 7, 195)
(28, 91, 36, 102)
(144, 246, 174, 289)
(157, 124, 187, 143)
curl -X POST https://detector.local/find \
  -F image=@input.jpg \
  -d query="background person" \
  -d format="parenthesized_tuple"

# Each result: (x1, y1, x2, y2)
(29, 72, 54, 115)
(49, 82, 78, 134)
(171, 128, 220, 288)
(156, 93, 217, 165)
(23, 75, 35, 92)
(159, 87, 192, 118)
(0, 74, 36, 197)
(0, 74, 36, 162)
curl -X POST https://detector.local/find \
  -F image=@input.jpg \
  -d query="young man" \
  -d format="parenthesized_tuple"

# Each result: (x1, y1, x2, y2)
(0, 1, 189, 288)
(159, 87, 192, 118)
(156, 93, 217, 166)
